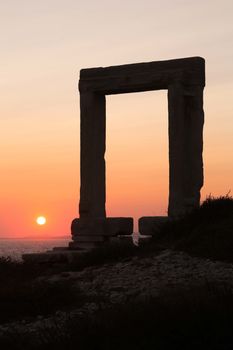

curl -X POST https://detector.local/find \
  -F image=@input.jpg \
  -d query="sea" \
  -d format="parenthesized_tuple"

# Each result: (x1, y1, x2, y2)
(0, 233, 140, 261)
(0, 238, 70, 261)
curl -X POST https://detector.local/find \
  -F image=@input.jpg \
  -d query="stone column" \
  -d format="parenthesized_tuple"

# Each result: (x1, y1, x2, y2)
(79, 91, 106, 219)
(71, 91, 133, 247)
(168, 84, 204, 217)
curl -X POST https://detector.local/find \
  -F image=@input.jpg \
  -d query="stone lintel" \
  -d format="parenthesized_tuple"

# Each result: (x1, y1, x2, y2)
(71, 217, 133, 238)
(139, 216, 169, 236)
(79, 57, 205, 94)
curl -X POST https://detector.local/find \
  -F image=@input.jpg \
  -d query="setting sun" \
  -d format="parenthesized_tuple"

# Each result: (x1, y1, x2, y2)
(36, 216, 46, 225)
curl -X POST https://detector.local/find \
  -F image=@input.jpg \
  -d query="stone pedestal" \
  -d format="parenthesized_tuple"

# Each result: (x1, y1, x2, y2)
(70, 217, 133, 249)
(139, 216, 169, 236)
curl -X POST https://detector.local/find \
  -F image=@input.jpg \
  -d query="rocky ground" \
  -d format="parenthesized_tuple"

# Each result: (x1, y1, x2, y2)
(1, 248, 233, 338)
(65, 249, 233, 303)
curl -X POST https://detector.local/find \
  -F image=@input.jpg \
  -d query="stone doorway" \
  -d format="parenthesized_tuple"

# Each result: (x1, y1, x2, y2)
(71, 57, 205, 248)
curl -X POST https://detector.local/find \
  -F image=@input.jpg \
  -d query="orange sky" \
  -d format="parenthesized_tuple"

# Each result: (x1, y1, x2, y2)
(1, 0, 233, 237)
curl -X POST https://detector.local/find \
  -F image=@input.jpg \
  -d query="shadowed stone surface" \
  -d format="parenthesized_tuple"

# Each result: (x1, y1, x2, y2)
(71, 217, 133, 237)
(139, 217, 169, 236)
(71, 217, 133, 249)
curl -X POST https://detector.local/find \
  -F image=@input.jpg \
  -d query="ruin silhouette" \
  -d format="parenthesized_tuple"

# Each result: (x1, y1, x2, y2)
(70, 57, 205, 248)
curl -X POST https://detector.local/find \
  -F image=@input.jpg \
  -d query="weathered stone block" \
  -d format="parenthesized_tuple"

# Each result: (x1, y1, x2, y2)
(71, 235, 105, 242)
(69, 241, 104, 250)
(71, 217, 133, 238)
(79, 57, 205, 94)
(139, 216, 169, 236)
(23, 252, 68, 263)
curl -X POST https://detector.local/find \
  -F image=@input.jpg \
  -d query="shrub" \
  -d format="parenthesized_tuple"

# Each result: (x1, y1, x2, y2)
(151, 195, 233, 262)
(0, 278, 82, 324)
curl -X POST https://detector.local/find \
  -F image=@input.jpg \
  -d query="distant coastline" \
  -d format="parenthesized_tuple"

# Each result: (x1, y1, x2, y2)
(0, 237, 70, 260)
(0, 236, 70, 240)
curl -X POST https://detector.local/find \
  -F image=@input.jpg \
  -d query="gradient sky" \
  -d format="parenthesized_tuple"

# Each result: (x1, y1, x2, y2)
(1, 0, 233, 237)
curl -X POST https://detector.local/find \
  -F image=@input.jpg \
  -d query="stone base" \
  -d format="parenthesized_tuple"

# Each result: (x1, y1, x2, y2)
(69, 234, 134, 250)
(22, 235, 135, 264)
(110, 235, 133, 243)
(71, 217, 133, 239)
(22, 249, 86, 264)
(138, 236, 153, 246)
(139, 216, 169, 236)
(69, 239, 106, 250)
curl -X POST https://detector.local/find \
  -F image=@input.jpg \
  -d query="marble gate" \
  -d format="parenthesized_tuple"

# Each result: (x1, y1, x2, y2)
(70, 57, 205, 248)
